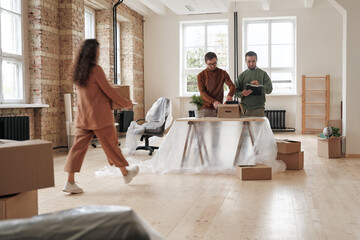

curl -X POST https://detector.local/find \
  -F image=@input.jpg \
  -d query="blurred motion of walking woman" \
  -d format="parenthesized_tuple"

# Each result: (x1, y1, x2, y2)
(63, 39, 139, 194)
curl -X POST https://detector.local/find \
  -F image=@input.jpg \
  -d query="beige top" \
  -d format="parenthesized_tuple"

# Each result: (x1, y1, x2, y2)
(75, 64, 132, 130)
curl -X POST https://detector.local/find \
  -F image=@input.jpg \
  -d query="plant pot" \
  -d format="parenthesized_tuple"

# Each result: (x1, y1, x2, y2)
(194, 109, 205, 118)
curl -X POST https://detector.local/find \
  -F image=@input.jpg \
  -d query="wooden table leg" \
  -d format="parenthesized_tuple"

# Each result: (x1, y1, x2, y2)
(181, 122, 193, 167)
(233, 121, 249, 166)
(191, 123, 203, 166)
(248, 122, 255, 145)
(193, 123, 208, 166)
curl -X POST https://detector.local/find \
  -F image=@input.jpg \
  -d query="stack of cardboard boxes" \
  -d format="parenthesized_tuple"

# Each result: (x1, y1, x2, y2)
(0, 140, 54, 220)
(235, 139, 303, 181)
(276, 139, 304, 170)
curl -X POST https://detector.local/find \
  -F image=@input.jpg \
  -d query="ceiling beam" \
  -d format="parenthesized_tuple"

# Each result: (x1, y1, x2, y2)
(139, 0, 167, 15)
(123, 0, 150, 16)
(262, 0, 271, 11)
(304, 0, 315, 8)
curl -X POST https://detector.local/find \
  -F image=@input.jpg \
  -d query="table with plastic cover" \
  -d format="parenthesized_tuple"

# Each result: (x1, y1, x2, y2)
(176, 117, 266, 167)
(148, 116, 283, 174)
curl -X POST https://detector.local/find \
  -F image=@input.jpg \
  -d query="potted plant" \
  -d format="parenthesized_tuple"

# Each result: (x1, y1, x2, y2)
(190, 95, 205, 118)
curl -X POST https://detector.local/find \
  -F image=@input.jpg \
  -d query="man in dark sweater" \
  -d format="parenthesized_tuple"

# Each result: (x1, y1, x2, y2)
(235, 51, 272, 117)
(197, 52, 236, 112)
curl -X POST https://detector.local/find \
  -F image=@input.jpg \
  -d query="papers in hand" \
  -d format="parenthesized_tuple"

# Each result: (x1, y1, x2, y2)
(246, 84, 263, 96)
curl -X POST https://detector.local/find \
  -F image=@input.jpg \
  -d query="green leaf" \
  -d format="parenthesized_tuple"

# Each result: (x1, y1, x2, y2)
(190, 95, 204, 110)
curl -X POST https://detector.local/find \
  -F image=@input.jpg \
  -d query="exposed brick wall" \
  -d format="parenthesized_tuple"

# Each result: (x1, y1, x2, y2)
(28, 0, 65, 145)
(96, 9, 113, 80)
(1, 0, 144, 147)
(58, 0, 84, 144)
(117, 3, 145, 120)
(98, 1, 145, 120)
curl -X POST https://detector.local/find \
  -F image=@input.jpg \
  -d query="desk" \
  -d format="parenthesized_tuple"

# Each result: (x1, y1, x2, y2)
(149, 117, 284, 174)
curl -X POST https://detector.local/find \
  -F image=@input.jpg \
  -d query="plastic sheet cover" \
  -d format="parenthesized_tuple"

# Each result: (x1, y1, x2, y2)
(0, 205, 164, 240)
(97, 117, 285, 176)
(125, 97, 172, 154)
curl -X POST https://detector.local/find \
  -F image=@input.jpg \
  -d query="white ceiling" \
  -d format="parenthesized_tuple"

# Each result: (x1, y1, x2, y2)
(122, 0, 316, 16)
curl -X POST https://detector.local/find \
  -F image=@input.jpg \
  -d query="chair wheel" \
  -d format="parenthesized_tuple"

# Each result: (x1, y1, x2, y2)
(91, 144, 97, 148)
(149, 151, 153, 156)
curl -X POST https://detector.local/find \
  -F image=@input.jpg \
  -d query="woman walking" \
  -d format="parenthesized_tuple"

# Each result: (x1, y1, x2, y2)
(63, 39, 139, 194)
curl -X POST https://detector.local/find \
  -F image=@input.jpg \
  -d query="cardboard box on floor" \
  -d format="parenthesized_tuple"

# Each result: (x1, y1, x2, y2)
(277, 151, 304, 170)
(317, 137, 342, 158)
(217, 104, 241, 118)
(111, 85, 130, 110)
(0, 140, 54, 196)
(236, 164, 272, 180)
(328, 119, 342, 134)
(276, 139, 301, 154)
(0, 190, 38, 220)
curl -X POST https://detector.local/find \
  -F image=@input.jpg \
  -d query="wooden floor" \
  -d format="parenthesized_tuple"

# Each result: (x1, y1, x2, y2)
(39, 133, 360, 240)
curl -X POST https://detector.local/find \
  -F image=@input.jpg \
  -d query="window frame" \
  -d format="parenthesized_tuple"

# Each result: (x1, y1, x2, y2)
(180, 20, 229, 96)
(0, 0, 25, 103)
(84, 6, 95, 39)
(243, 17, 297, 95)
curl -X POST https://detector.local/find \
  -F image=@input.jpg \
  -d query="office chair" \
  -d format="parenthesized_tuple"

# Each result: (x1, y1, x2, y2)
(135, 97, 171, 156)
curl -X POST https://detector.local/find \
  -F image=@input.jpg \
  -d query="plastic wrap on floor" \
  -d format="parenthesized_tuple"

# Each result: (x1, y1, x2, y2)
(0, 205, 164, 240)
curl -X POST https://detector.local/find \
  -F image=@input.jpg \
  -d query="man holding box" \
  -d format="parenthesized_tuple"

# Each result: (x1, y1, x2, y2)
(235, 51, 272, 117)
(197, 52, 236, 114)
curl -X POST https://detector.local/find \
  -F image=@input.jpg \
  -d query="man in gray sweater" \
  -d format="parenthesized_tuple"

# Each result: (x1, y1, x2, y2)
(235, 51, 272, 117)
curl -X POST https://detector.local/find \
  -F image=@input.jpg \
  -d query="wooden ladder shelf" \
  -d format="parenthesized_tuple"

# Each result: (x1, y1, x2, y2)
(302, 75, 330, 134)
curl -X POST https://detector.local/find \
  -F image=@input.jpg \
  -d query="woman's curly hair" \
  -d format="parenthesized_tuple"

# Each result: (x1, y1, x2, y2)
(72, 39, 99, 87)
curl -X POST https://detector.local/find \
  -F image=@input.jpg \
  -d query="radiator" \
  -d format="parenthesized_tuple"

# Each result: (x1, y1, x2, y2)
(0, 116, 30, 141)
(265, 110, 286, 130)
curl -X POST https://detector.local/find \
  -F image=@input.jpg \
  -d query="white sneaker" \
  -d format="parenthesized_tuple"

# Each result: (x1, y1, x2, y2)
(63, 182, 83, 194)
(123, 166, 139, 184)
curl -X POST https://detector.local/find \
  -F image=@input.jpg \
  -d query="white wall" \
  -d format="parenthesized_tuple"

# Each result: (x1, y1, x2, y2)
(144, 0, 342, 132)
(144, 12, 234, 120)
(329, 0, 360, 155)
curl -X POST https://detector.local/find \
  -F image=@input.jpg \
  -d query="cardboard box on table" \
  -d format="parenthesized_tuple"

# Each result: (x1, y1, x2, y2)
(276, 139, 301, 154)
(217, 104, 241, 118)
(111, 85, 130, 110)
(0, 190, 38, 220)
(0, 140, 54, 196)
(236, 164, 272, 180)
(277, 151, 304, 170)
(317, 137, 342, 158)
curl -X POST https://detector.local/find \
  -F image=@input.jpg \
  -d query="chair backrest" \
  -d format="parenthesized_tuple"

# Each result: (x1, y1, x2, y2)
(143, 98, 171, 136)
(145, 97, 171, 126)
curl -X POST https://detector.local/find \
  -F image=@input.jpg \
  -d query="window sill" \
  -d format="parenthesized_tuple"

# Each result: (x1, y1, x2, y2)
(0, 104, 49, 109)
(176, 95, 199, 99)
(268, 94, 300, 97)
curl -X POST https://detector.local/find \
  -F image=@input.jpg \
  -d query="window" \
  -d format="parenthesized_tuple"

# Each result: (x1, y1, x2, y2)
(84, 7, 95, 39)
(243, 17, 296, 95)
(0, 0, 23, 103)
(181, 20, 229, 95)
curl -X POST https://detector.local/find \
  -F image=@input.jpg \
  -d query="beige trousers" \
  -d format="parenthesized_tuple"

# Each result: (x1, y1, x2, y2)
(64, 125, 129, 173)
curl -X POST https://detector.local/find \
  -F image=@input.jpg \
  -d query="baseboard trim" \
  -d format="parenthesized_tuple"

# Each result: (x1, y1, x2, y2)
(345, 154, 360, 158)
